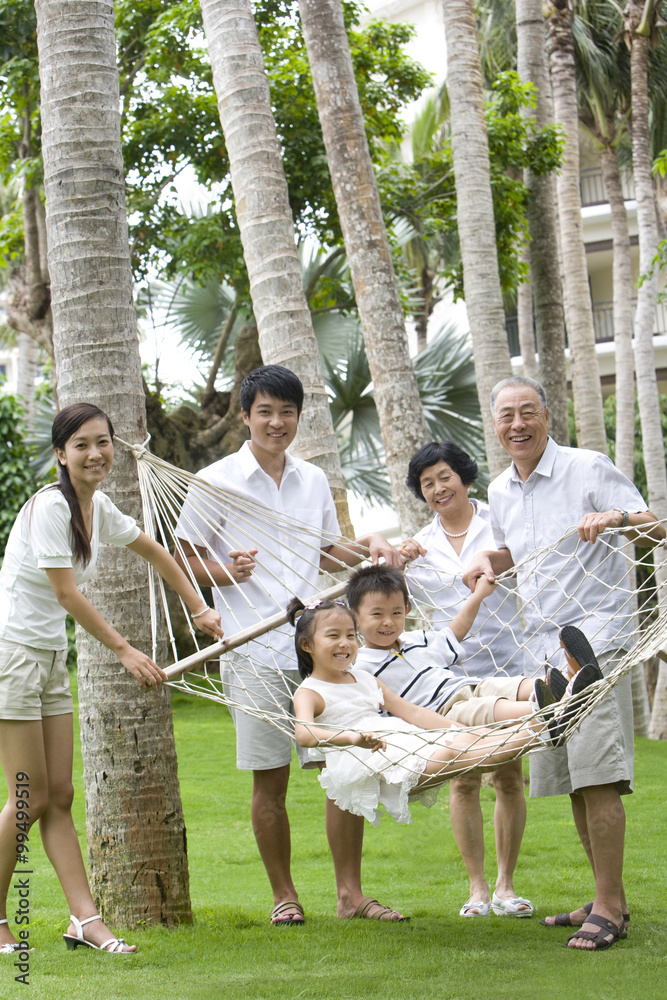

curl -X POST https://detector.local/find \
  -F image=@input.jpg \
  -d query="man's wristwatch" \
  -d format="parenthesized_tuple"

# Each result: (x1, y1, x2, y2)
(613, 507, 629, 528)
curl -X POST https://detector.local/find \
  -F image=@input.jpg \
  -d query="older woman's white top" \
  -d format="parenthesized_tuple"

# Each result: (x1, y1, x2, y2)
(405, 500, 523, 677)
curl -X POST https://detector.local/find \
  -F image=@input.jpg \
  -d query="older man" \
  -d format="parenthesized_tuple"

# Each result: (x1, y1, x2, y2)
(463, 376, 664, 951)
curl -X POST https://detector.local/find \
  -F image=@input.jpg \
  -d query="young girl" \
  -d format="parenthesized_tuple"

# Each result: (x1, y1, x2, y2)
(0, 403, 224, 955)
(289, 599, 572, 828)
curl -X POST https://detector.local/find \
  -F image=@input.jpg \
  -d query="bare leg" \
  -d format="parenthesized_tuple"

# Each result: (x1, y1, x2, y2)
(448, 772, 490, 910)
(251, 765, 302, 920)
(0, 721, 48, 949)
(39, 715, 135, 951)
(491, 760, 528, 907)
(542, 789, 627, 929)
(418, 722, 537, 784)
(566, 784, 626, 950)
(0, 717, 134, 952)
(325, 799, 406, 920)
(492, 700, 533, 722)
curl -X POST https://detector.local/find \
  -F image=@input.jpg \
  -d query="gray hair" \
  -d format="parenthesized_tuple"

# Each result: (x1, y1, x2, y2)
(490, 376, 548, 416)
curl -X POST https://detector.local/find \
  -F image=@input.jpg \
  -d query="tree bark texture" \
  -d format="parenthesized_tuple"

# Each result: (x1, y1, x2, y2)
(516, 0, 569, 444)
(600, 145, 635, 480)
(516, 250, 539, 381)
(628, 22, 667, 522)
(298, 0, 431, 534)
(16, 332, 39, 426)
(35, 0, 192, 926)
(199, 0, 353, 537)
(546, 0, 607, 453)
(442, 0, 514, 477)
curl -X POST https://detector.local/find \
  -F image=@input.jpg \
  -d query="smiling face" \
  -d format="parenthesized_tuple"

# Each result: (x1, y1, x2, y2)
(300, 608, 358, 676)
(418, 460, 470, 525)
(243, 392, 299, 462)
(55, 416, 114, 495)
(354, 591, 409, 650)
(492, 385, 549, 478)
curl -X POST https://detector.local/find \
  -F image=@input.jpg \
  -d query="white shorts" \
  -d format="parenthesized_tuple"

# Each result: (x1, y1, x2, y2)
(222, 650, 312, 771)
(0, 639, 73, 720)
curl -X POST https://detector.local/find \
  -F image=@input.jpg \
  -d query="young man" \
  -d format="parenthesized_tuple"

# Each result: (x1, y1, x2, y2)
(175, 365, 401, 925)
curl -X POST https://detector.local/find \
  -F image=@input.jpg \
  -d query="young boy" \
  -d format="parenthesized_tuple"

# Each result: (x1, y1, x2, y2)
(175, 365, 401, 925)
(347, 565, 539, 726)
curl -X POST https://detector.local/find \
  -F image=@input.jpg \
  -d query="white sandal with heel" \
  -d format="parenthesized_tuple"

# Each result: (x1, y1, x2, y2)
(63, 914, 134, 953)
(0, 918, 21, 954)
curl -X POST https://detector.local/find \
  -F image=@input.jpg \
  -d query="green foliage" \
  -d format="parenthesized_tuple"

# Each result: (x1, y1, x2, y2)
(0, 388, 37, 553)
(445, 73, 564, 298)
(115, 0, 432, 291)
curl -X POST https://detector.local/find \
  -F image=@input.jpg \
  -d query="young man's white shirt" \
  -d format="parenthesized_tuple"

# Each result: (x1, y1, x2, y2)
(176, 440, 340, 672)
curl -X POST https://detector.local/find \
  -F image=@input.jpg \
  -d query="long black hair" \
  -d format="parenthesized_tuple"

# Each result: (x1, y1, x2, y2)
(286, 597, 356, 679)
(51, 403, 114, 567)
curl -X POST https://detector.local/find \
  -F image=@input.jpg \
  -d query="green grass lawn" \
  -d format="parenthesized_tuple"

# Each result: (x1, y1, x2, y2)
(2, 686, 667, 1000)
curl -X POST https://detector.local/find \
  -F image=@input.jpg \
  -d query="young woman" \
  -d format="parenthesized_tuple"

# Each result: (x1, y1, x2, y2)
(0, 403, 223, 955)
(289, 599, 562, 829)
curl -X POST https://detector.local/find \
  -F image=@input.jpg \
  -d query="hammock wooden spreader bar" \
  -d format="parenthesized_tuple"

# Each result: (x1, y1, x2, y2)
(163, 579, 348, 680)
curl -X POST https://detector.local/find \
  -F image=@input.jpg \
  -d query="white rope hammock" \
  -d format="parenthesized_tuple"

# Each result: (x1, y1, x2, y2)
(119, 438, 667, 791)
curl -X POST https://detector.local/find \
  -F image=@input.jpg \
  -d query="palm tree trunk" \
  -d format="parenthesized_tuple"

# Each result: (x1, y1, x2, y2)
(624, 3, 667, 738)
(628, 22, 667, 523)
(516, 0, 569, 444)
(545, 0, 607, 453)
(297, 0, 431, 535)
(600, 145, 634, 478)
(16, 332, 38, 426)
(600, 142, 650, 733)
(199, 0, 353, 537)
(442, 0, 514, 477)
(517, 248, 539, 380)
(35, 0, 192, 925)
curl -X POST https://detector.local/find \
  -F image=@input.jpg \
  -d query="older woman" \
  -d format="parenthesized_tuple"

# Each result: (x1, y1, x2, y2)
(399, 442, 533, 920)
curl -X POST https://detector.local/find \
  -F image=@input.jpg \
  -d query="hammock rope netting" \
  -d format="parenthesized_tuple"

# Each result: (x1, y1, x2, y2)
(120, 439, 667, 791)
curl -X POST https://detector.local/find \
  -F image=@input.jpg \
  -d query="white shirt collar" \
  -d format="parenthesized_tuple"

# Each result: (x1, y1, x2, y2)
(509, 435, 557, 484)
(238, 440, 301, 483)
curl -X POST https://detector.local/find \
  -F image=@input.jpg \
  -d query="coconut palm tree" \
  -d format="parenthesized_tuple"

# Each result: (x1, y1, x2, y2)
(516, 0, 569, 444)
(199, 0, 353, 535)
(297, 0, 432, 536)
(442, 0, 514, 477)
(34, 0, 191, 924)
(545, 0, 607, 453)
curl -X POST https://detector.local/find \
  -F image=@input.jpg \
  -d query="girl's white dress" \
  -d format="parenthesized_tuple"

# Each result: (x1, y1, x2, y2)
(300, 669, 457, 826)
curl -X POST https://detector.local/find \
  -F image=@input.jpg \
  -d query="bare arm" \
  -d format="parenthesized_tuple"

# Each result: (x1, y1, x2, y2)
(462, 547, 514, 590)
(449, 574, 496, 643)
(46, 567, 166, 687)
(320, 533, 404, 571)
(577, 509, 666, 547)
(127, 533, 224, 639)
(174, 537, 258, 589)
(293, 686, 388, 750)
(378, 680, 455, 730)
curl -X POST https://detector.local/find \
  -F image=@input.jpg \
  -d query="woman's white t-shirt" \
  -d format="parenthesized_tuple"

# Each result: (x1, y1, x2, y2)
(0, 487, 140, 650)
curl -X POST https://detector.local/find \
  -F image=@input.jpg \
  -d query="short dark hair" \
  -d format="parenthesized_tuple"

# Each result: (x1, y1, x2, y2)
(345, 565, 409, 613)
(240, 365, 304, 416)
(286, 597, 356, 679)
(405, 442, 478, 501)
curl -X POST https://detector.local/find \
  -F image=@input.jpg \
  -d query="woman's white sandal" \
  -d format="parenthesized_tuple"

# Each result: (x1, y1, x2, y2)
(63, 914, 133, 953)
(0, 918, 21, 954)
